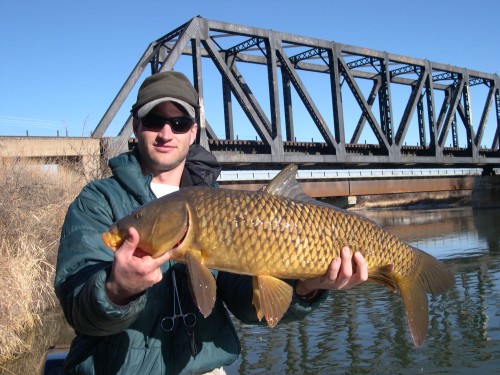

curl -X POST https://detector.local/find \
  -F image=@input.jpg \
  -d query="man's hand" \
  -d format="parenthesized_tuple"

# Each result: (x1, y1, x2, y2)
(105, 227, 172, 305)
(295, 246, 368, 297)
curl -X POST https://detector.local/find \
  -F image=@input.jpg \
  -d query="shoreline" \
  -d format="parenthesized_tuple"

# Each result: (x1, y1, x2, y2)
(344, 190, 472, 210)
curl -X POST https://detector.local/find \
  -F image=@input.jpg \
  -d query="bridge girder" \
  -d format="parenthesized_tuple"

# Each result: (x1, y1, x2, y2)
(93, 16, 500, 171)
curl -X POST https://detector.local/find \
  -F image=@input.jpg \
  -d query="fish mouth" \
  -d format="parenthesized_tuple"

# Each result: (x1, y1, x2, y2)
(102, 230, 124, 252)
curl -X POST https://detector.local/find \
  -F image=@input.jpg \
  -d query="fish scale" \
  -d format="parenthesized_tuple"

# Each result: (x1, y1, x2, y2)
(102, 164, 454, 347)
(187, 188, 413, 280)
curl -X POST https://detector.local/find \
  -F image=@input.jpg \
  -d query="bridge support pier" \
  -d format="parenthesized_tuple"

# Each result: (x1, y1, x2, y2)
(322, 196, 357, 209)
(472, 175, 500, 208)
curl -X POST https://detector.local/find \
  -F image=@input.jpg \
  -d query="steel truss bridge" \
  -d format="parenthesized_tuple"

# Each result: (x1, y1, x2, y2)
(93, 17, 500, 172)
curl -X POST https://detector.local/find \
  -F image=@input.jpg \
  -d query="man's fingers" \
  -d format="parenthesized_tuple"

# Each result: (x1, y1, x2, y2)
(153, 248, 174, 266)
(353, 251, 369, 282)
(328, 257, 342, 280)
(326, 247, 369, 290)
(116, 227, 140, 258)
(339, 246, 353, 279)
(124, 227, 140, 248)
(296, 246, 369, 294)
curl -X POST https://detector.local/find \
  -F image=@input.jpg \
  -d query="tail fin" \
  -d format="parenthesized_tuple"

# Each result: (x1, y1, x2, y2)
(396, 249, 454, 347)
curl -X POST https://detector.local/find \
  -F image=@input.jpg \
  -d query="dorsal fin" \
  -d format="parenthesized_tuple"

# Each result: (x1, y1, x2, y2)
(263, 164, 317, 205)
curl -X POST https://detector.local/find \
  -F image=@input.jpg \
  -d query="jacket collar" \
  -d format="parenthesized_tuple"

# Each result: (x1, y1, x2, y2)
(109, 148, 153, 205)
(108, 145, 222, 203)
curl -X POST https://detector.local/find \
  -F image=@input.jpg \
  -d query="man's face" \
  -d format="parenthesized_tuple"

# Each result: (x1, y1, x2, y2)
(133, 101, 197, 176)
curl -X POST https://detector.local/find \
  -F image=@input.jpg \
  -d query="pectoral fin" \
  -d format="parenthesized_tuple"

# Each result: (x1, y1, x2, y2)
(185, 251, 216, 318)
(252, 275, 293, 327)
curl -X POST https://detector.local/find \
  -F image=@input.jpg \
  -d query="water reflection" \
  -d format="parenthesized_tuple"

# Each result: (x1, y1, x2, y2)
(227, 207, 500, 374)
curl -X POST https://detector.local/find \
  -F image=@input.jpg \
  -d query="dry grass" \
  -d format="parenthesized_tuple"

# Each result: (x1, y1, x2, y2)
(0, 157, 90, 363)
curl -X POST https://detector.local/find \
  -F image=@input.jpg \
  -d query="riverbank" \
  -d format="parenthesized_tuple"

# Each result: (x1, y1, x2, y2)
(321, 189, 473, 211)
(352, 190, 473, 210)
(0, 158, 86, 365)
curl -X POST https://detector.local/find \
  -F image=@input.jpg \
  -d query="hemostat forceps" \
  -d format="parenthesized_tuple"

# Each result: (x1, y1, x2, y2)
(161, 270, 197, 332)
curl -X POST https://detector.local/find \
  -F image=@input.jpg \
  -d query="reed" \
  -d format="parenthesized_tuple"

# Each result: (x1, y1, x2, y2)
(0, 157, 89, 363)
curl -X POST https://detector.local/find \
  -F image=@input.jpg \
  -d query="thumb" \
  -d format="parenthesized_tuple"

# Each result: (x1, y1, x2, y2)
(117, 227, 140, 257)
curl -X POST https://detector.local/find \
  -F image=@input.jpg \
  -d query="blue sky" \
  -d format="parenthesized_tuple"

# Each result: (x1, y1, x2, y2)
(1, 0, 498, 143)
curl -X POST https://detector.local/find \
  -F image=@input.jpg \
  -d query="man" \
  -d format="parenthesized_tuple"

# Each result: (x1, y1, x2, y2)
(55, 71, 368, 374)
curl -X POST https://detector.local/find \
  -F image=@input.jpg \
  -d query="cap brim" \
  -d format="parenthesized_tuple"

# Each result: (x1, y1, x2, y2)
(137, 97, 195, 118)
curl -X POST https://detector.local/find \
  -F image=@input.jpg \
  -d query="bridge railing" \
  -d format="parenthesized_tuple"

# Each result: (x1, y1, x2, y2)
(218, 167, 484, 182)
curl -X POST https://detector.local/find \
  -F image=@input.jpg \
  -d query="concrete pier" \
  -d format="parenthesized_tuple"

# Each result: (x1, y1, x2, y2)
(472, 175, 500, 208)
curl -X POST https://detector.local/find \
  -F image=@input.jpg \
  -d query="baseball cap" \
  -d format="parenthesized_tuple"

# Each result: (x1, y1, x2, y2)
(131, 71, 199, 118)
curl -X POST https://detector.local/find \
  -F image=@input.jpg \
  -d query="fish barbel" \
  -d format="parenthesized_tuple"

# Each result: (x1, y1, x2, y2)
(102, 164, 454, 347)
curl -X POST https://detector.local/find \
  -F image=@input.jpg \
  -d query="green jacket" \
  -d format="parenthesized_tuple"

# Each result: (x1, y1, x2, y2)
(55, 145, 326, 375)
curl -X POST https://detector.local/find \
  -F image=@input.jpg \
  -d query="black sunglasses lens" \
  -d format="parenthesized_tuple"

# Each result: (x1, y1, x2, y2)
(141, 114, 165, 131)
(141, 115, 193, 133)
(169, 117, 194, 133)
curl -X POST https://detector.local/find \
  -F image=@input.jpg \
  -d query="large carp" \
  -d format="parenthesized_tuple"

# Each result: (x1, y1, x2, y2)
(102, 164, 454, 347)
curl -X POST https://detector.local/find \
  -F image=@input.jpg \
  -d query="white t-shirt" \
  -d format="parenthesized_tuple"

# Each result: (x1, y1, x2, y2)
(150, 182, 179, 198)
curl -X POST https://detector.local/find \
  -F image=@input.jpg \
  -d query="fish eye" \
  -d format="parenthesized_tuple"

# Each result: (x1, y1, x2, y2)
(135, 211, 144, 220)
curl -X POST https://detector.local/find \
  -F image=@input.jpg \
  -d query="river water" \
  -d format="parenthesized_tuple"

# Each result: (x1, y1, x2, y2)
(2, 205, 499, 374)
(225, 205, 500, 374)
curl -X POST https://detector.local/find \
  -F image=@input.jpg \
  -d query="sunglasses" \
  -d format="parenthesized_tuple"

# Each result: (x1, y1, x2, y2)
(140, 114, 194, 133)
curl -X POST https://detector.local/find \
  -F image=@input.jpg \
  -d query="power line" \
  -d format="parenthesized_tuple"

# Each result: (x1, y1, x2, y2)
(0, 116, 70, 130)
